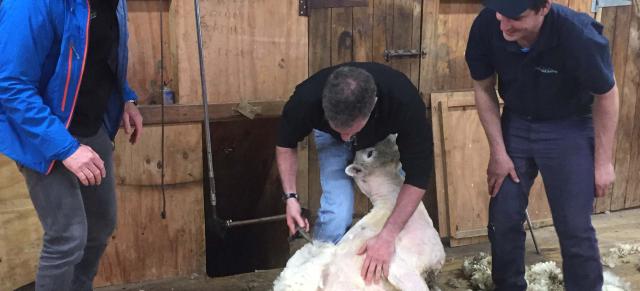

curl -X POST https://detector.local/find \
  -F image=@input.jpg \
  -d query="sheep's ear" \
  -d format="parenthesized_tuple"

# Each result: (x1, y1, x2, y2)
(388, 134, 398, 143)
(345, 164, 364, 177)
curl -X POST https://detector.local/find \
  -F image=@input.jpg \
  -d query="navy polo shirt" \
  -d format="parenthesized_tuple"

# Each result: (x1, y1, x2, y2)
(465, 4, 615, 120)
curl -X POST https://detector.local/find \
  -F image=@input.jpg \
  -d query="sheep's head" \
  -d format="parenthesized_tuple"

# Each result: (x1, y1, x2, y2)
(345, 134, 400, 178)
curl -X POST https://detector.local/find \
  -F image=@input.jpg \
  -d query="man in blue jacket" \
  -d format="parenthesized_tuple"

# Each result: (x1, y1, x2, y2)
(0, 1, 143, 290)
(466, 0, 618, 290)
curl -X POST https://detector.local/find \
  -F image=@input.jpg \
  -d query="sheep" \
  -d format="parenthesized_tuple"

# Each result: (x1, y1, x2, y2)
(273, 241, 337, 291)
(274, 135, 445, 291)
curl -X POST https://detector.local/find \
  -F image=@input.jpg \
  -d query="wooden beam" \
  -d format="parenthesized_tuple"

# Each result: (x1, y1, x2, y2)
(138, 101, 285, 125)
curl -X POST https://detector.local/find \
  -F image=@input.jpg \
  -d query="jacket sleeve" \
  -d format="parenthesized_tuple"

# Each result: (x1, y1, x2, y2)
(122, 80, 139, 102)
(118, 0, 138, 103)
(0, 0, 79, 161)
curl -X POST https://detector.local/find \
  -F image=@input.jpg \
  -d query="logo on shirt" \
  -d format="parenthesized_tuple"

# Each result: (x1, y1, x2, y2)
(535, 66, 559, 74)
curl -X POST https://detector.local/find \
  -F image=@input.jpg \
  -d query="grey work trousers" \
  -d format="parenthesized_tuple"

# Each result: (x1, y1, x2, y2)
(19, 126, 117, 291)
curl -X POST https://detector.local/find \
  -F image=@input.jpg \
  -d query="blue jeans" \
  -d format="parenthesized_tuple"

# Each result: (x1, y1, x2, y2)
(19, 126, 117, 291)
(313, 130, 354, 243)
(489, 112, 602, 291)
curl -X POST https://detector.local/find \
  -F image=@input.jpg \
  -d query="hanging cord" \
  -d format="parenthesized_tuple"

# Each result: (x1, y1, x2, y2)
(160, 1, 167, 219)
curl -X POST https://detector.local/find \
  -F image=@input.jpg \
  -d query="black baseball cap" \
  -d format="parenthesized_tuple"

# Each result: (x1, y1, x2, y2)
(483, 0, 535, 19)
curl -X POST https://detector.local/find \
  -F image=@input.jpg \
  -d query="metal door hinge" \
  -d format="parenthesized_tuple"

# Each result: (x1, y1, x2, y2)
(383, 49, 426, 62)
(591, 0, 631, 12)
(299, 0, 369, 16)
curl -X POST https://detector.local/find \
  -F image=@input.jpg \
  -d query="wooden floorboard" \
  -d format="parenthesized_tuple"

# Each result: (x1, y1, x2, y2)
(96, 208, 640, 291)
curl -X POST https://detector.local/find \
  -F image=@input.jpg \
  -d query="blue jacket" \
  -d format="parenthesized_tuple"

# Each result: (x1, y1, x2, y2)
(0, 0, 138, 174)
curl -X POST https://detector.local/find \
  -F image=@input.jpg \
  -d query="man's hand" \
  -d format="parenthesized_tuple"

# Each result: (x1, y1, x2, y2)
(122, 101, 143, 144)
(487, 152, 520, 197)
(595, 162, 615, 197)
(285, 198, 309, 235)
(62, 145, 105, 186)
(358, 233, 395, 285)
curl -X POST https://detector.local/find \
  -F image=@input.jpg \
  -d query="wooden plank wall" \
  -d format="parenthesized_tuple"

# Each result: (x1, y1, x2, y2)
(128, 0, 308, 105)
(90, 1, 207, 285)
(309, 0, 422, 83)
(95, 124, 205, 286)
(602, 3, 640, 212)
(424, 0, 483, 97)
(94, 0, 310, 285)
(126, 0, 174, 105)
(190, 0, 308, 104)
(0, 156, 43, 291)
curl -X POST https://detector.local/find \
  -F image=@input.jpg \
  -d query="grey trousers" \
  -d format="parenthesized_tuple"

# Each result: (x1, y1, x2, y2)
(19, 126, 117, 291)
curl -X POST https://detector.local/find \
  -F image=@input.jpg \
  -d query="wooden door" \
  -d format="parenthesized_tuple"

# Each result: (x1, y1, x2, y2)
(598, 2, 640, 212)
(309, 0, 423, 84)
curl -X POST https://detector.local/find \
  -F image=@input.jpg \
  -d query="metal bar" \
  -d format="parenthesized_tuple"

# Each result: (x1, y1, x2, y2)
(383, 49, 426, 62)
(525, 209, 541, 254)
(309, 0, 368, 9)
(226, 214, 287, 228)
(194, 0, 218, 212)
(299, 0, 368, 16)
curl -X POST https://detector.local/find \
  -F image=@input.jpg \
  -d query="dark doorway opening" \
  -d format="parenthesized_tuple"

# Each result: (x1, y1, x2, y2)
(203, 118, 290, 277)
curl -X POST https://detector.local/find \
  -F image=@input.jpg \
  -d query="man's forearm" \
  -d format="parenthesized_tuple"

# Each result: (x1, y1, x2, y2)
(473, 78, 506, 155)
(276, 146, 298, 193)
(593, 85, 619, 166)
(379, 184, 425, 238)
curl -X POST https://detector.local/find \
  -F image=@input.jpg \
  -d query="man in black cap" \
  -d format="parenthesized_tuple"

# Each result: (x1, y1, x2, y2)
(465, 0, 618, 290)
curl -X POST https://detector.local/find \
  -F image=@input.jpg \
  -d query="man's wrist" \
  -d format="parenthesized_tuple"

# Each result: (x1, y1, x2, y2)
(489, 145, 508, 157)
(282, 192, 299, 202)
(594, 151, 613, 167)
(379, 225, 400, 241)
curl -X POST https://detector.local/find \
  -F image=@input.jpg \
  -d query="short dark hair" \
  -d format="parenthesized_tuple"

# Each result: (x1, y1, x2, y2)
(322, 66, 377, 129)
(530, 0, 549, 13)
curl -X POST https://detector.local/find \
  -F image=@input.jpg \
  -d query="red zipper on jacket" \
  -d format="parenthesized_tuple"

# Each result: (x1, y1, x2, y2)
(65, 0, 91, 127)
(60, 47, 73, 111)
(46, 0, 92, 175)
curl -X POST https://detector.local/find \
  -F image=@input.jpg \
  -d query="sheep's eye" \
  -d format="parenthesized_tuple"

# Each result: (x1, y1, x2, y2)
(366, 150, 374, 158)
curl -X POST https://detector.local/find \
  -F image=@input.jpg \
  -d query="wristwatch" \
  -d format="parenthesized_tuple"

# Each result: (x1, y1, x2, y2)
(282, 192, 299, 202)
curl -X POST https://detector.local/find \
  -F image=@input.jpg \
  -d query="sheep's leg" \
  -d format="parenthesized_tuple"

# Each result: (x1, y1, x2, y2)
(387, 265, 429, 291)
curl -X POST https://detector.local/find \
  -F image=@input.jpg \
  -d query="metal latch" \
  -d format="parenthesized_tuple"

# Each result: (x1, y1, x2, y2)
(591, 0, 631, 12)
(383, 49, 426, 62)
(299, 0, 369, 16)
